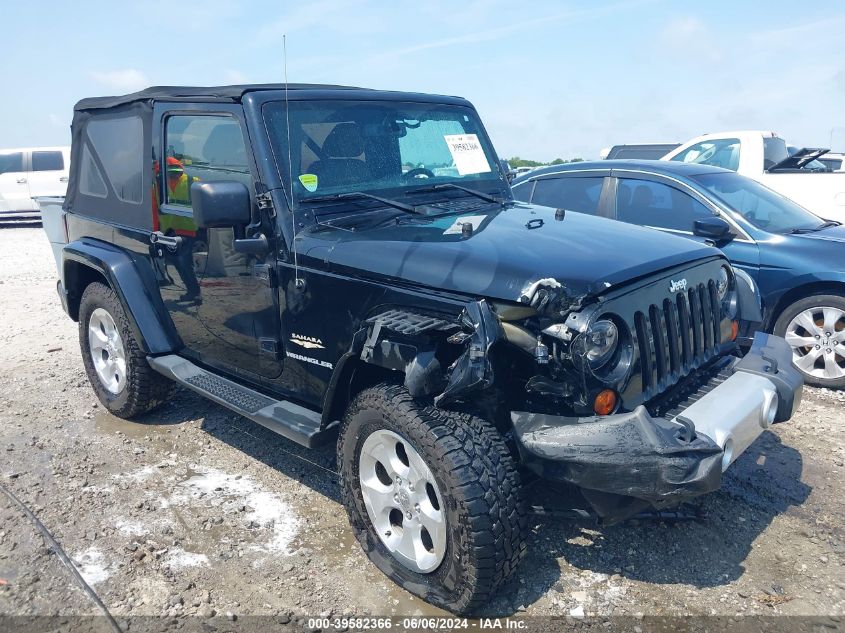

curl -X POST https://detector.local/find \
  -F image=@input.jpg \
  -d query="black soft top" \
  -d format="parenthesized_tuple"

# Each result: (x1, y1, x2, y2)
(66, 83, 474, 229)
(74, 83, 364, 111)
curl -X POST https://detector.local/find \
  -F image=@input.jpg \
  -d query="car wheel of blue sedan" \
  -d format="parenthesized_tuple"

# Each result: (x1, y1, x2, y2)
(774, 294, 845, 389)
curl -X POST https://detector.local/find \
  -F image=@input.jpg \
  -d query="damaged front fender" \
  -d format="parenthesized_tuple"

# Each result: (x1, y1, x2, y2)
(435, 299, 502, 407)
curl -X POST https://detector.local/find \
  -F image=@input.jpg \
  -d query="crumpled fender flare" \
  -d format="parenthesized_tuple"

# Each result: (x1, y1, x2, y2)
(62, 238, 179, 354)
(435, 299, 502, 406)
(359, 320, 445, 398)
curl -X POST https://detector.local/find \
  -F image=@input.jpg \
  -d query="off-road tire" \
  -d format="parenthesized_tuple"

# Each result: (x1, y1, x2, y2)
(78, 282, 173, 418)
(773, 294, 845, 389)
(338, 383, 527, 615)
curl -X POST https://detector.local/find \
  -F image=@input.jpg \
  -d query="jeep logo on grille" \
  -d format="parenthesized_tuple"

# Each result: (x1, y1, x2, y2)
(669, 278, 688, 293)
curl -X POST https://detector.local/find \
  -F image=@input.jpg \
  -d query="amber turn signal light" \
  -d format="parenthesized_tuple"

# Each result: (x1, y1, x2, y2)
(730, 320, 739, 341)
(594, 389, 617, 416)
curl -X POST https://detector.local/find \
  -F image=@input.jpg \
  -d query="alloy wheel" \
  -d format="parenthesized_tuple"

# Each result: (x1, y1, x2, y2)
(358, 429, 446, 574)
(88, 308, 127, 394)
(784, 306, 845, 380)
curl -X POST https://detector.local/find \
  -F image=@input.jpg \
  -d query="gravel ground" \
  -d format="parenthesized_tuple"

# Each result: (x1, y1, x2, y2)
(0, 226, 843, 626)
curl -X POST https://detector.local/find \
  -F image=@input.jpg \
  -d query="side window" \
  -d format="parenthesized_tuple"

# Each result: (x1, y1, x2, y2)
(616, 178, 713, 231)
(763, 137, 789, 170)
(78, 145, 107, 198)
(671, 138, 741, 172)
(531, 176, 604, 214)
(510, 180, 533, 203)
(31, 151, 64, 172)
(0, 152, 24, 175)
(86, 116, 144, 203)
(164, 115, 251, 208)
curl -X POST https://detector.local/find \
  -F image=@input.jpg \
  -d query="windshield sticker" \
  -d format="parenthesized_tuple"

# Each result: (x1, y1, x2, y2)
(443, 134, 491, 176)
(442, 215, 487, 235)
(298, 173, 318, 192)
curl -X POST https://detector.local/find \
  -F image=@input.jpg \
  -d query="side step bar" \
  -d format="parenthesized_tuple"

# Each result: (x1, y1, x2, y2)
(147, 355, 337, 448)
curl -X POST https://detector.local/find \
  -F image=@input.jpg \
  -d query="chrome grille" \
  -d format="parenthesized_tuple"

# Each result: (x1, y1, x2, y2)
(635, 280, 722, 396)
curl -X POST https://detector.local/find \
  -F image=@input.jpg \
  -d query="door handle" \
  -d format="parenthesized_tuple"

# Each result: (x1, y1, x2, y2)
(16, 178, 27, 184)
(59, 176, 68, 182)
(150, 231, 183, 250)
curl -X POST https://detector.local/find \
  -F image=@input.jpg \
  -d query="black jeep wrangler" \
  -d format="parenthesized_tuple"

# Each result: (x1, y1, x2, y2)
(53, 84, 802, 614)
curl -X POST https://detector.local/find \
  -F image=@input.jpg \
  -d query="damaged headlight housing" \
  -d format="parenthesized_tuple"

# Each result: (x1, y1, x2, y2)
(566, 315, 633, 384)
(541, 312, 634, 386)
(583, 320, 618, 369)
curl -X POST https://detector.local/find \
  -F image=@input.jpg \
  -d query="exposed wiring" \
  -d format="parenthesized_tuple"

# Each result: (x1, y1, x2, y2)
(0, 479, 123, 633)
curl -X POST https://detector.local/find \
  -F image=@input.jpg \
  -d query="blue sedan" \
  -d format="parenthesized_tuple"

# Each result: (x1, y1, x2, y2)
(512, 160, 845, 388)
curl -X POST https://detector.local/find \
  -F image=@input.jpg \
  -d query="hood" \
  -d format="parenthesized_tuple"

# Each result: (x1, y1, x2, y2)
(761, 224, 845, 273)
(789, 223, 845, 243)
(298, 203, 720, 303)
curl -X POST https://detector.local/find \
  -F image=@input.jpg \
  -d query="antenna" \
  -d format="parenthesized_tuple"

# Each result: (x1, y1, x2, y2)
(283, 35, 303, 290)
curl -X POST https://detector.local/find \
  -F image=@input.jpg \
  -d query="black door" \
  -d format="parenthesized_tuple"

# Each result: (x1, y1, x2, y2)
(152, 108, 282, 380)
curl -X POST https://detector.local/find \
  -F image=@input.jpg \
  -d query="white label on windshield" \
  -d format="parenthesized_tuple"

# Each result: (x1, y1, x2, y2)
(443, 134, 491, 176)
(442, 215, 487, 235)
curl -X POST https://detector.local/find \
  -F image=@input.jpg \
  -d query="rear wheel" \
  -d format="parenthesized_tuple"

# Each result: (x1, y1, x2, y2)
(78, 282, 173, 417)
(773, 294, 845, 388)
(337, 384, 527, 615)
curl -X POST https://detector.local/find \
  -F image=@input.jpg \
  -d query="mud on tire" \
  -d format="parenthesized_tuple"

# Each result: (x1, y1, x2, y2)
(78, 282, 173, 418)
(337, 383, 527, 615)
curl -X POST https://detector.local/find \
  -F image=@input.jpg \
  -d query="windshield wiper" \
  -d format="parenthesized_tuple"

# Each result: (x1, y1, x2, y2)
(408, 183, 504, 204)
(302, 191, 423, 215)
(789, 220, 841, 234)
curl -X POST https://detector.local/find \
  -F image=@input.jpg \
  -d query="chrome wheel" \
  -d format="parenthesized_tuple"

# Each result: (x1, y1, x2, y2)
(88, 308, 127, 394)
(358, 429, 446, 574)
(785, 306, 845, 380)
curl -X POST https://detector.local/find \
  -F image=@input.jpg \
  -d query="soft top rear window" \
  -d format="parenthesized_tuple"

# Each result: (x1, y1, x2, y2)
(86, 116, 144, 203)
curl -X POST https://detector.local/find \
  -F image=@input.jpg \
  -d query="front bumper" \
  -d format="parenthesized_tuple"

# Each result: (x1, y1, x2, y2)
(512, 333, 803, 523)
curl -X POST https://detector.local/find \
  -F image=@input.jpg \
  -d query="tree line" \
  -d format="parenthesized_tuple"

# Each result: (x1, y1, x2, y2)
(507, 157, 584, 168)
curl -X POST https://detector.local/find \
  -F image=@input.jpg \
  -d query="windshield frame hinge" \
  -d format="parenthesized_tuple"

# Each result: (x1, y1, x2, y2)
(256, 186, 275, 218)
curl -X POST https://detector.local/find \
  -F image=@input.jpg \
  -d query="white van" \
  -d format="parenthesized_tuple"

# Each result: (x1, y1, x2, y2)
(0, 146, 70, 221)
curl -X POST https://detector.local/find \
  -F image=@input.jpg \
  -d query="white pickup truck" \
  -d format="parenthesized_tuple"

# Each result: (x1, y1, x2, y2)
(662, 131, 845, 222)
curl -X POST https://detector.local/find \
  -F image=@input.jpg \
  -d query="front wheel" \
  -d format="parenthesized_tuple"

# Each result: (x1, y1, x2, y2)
(337, 384, 527, 615)
(773, 294, 845, 388)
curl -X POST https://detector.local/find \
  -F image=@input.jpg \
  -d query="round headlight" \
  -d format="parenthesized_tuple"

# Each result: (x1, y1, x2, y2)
(584, 319, 618, 369)
(716, 265, 731, 300)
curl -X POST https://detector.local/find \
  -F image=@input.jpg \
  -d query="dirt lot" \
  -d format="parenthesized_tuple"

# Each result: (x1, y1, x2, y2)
(1, 226, 844, 626)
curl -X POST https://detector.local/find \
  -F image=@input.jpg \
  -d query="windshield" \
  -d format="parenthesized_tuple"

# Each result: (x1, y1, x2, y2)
(692, 172, 824, 233)
(263, 100, 505, 205)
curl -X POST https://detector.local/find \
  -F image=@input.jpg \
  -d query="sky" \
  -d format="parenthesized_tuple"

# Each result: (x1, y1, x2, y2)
(3, 1, 844, 161)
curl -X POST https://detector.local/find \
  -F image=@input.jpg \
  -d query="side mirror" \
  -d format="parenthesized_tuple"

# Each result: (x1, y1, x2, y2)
(693, 216, 733, 241)
(191, 181, 251, 228)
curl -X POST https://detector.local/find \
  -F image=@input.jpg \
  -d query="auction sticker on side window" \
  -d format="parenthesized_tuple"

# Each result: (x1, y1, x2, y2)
(443, 134, 491, 176)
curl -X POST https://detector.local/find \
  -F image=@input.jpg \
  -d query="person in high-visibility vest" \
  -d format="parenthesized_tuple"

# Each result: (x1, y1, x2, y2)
(160, 157, 202, 302)
(153, 156, 200, 236)
(165, 156, 197, 206)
